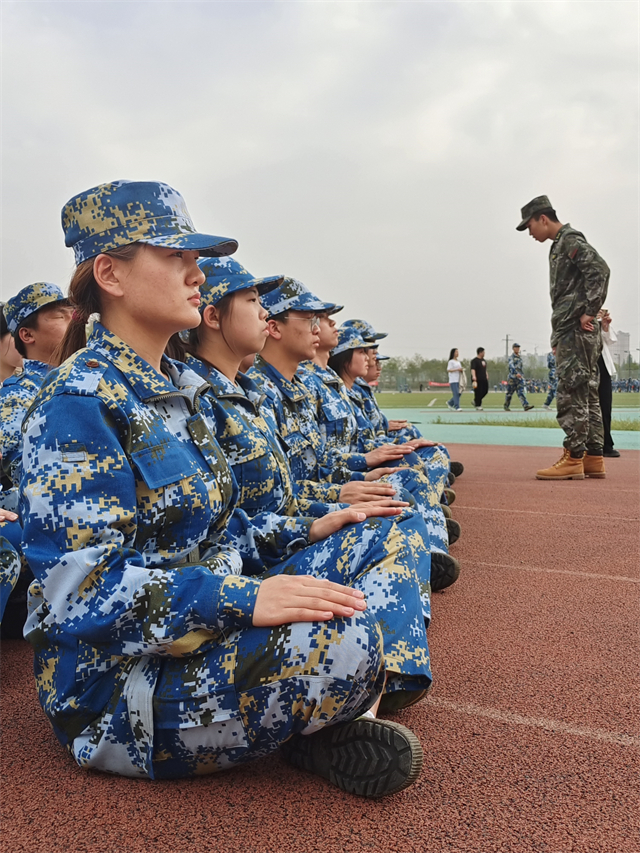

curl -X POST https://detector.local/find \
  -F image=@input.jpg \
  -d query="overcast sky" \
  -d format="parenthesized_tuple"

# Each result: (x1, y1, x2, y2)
(2, 0, 638, 361)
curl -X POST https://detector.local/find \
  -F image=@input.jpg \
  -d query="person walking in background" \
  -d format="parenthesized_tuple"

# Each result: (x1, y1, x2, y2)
(543, 351, 557, 410)
(504, 343, 534, 412)
(446, 348, 463, 411)
(598, 309, 619, 458)
(517, 195, 609, 480)
(470, 347, 489, 410)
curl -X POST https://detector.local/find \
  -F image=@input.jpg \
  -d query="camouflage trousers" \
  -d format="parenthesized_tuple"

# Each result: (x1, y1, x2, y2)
(544, 376, 558, 406)
(382, 444, 450, 555)
(150, 516, 431, 779)
(0, 533, 21, 623)
(555, 327, 604, 455)
(504, 379, 529, 408)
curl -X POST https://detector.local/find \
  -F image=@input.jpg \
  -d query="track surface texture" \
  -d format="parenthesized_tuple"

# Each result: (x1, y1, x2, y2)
(1, 444, 638, 853)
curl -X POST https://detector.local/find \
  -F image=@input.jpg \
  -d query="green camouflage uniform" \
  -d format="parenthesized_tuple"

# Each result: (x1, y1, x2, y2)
(549, 224, 609, 455)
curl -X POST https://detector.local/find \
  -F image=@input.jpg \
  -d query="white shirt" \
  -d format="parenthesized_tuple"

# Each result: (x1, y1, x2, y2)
(601, 326, 617, 378)
(447, 359, 462, 383)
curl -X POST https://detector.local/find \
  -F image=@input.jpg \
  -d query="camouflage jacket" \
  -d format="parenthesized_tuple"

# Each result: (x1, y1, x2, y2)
(247, 356, 344, 502)
(507, 353, 524, 382)
(20, 324, 270, 777)
(298, 361, 368, 475)
(185, 356, 338, 572)
(549, 224, 610, 347)
(0, 359, 50, 491)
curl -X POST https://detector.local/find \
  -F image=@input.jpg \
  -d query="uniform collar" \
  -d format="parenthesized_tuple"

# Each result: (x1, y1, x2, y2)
(185, 353, 265, 409)
(254, 354, 308, 402)
(20, 359, 50, 378)
(87, 322, 205, 402)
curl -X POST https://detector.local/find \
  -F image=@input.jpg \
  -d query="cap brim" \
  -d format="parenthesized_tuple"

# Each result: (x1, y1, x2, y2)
(252, 275, 285, 297)
(144, 233, 238, 257)
(376, 355, 390, 361)
(326, 304, 344, 315)
(516, 219, 529, 232)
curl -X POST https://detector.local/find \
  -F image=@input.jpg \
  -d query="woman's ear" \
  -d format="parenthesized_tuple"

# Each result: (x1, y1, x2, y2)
(201, 305, 220, 329)
(93, 254, 126, 298)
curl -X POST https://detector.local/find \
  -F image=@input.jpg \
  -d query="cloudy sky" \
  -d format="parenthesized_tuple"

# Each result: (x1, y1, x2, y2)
(2, 0, 638, 361)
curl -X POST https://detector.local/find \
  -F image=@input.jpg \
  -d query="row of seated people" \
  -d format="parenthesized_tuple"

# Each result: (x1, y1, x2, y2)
(0, 179, 462, 799)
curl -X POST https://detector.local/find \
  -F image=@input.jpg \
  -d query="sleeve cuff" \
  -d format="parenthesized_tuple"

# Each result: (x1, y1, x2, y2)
(216, 575, 261, 629)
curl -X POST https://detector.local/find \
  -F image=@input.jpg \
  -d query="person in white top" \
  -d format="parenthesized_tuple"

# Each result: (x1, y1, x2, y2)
(446, 348, 463, 411)
(598, 309, 619, 457)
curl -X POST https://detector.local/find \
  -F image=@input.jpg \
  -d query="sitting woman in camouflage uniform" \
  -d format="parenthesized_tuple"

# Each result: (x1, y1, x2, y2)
(19, 180, 423, 798)
(171, 256, 435, 712)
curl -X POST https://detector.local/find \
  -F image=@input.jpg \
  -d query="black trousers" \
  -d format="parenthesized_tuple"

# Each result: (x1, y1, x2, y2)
(597, 355, 614, 451)
(474, 380, 489, 408)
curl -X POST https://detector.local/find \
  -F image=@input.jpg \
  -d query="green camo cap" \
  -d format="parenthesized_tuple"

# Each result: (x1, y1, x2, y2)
(516, 195, 553, 231)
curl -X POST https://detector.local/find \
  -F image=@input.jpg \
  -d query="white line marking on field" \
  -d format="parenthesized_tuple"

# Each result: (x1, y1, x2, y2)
(427, 697, 640, 747)
(456, 505, 640, 522)
(467, 560, 640, 584)
(427, 398, 437, 407)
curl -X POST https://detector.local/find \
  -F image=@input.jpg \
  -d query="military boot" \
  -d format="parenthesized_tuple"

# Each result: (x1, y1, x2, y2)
(536, 449, 585, 480)
(583, 454, 606, 478)
(441, 504, 452, 519)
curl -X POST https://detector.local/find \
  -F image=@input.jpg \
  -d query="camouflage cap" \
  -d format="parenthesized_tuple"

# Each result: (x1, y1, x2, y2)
(260, 277, 341, 318)
(513, 342, 521, 348)
(62, 180, 238, 264)
(375, 353, 390, 361)
(331, 326, 370, 357)
(4, 283, 66, 335)
(516, 195, 554, 231)
(197, 257, 283, 310)
(341, 319, 387, 341)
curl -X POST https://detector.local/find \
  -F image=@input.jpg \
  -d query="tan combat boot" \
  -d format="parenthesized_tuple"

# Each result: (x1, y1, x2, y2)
(536, 449, 585, 480)
(583, 454, 606, 478)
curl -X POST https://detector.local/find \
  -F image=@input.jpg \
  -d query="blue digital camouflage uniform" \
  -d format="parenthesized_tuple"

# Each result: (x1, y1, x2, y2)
(184, 355, 433, 692)
(504, 350, 530, 409)
(0, 360, 49, 616)
(251, 356, 450, 556)
(0, 535, 21, 623)
(1, 359, 50, 493)
(545, 352, 557, 406)
(21, 324, 386, 779)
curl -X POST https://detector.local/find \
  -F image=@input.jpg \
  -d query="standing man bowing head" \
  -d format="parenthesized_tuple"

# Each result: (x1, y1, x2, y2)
(517, 195, 610, 480)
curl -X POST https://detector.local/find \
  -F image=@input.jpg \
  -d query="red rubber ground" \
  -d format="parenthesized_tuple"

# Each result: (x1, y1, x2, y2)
(1, 445, 638, 853)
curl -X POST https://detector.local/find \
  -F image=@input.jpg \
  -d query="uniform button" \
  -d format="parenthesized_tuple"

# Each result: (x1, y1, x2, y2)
(86, 359, 100, 368)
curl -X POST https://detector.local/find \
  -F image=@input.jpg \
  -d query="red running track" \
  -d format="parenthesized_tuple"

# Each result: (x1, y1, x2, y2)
(1, 444, 638, 853)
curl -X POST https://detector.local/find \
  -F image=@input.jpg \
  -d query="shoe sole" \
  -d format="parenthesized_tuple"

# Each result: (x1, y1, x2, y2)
(281, 719, 423, 798)
(446, 519, 461, 545)
(584, 472, 606, 479)
(430, 553, 461, 591)
(535, 473, 585, 480)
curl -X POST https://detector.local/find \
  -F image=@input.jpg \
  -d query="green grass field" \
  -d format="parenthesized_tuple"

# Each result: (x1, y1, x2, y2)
(431, 415, 638, 431)
(376, 391, 640, 410)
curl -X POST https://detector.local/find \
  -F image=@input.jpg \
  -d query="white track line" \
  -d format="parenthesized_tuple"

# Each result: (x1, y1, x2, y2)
(427, 697, 640, 748)
(456, 505, 639, 522)
(467, 559, 640, 584)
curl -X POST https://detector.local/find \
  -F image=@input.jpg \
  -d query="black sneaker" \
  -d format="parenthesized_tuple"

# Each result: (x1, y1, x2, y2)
(378, 689, 429, 715)
(430, 552, 460, 591)
(524, 404, 535, 411)
(503, 404, 510, 411)
(450, 461, 464, 477)
(280, 717, 423, 797)
(446, 518, 461, 545)
(603, 448, 620, 458)
(447, 471, 456, 486)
